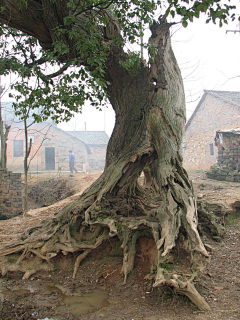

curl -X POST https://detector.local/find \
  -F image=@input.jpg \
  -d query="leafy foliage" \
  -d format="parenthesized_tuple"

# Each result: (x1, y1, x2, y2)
(166, 0, 237, 28)
(119, 51, 142, 76)
(0, 0, 237, 123)
(0, 25, 109, 123)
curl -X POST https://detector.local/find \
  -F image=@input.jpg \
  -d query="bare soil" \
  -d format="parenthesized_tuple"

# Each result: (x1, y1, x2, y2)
(0, 171, 240, 320)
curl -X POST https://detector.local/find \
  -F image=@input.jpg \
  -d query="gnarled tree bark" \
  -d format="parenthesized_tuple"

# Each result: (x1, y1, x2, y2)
(0, 1, 210, 311)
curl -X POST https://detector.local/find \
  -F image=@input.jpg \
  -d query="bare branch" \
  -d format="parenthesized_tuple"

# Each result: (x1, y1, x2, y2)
(28, 124, 52, 169)
(72, 0, 116, 16)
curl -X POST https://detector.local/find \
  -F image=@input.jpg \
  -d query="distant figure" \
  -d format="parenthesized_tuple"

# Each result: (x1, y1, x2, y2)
(69, 150, 77, 173)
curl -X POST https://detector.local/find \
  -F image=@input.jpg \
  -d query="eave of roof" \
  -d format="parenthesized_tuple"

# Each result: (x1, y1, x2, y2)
(217, 128, 240, 135)
(67, 131, 109, 145)
(185, 91, 208, 131)
(185, 90, 240, 131)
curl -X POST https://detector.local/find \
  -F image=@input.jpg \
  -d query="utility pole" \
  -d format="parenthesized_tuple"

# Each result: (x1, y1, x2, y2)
(103, 106, 106, 133)
(140, 23, 143, 59)
(137, 17, 144, 59)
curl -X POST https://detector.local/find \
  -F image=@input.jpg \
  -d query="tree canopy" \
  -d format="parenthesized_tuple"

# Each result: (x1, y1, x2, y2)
(0, 0, 237, 123)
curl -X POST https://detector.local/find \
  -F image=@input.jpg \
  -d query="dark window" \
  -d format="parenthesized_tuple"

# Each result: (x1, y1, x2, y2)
(13, 140, 23, 157)
(209, 143, 214, 156)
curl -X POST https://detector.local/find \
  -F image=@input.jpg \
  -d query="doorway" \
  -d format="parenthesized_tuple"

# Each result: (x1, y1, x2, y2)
(45, 147, 55, 170)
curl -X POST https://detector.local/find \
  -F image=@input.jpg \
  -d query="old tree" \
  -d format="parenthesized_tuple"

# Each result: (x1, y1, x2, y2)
(0, 0, 236, 310)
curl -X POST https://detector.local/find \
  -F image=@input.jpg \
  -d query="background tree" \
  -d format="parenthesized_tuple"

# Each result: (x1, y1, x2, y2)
(0, 92, 53, 213)
(21, 106, 52, 215)
(0, 29, 73, 213)
(0, 85, 11, 168)
(0, 0, 237, 310)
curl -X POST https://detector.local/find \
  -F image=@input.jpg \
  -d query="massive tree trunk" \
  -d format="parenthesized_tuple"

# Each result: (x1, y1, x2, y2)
(0, 2, 210, 310)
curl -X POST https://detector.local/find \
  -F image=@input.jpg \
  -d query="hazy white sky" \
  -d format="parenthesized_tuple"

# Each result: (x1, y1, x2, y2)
(1, 11, 240, 137)
(58, 16, 240, 136)
(173, 17, 240, 117)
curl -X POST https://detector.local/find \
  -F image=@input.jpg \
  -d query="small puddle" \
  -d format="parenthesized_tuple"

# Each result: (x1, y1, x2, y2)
(0, 284, 109, 318)
(56, 288, 109, 315)
(0, 289, 30, 296)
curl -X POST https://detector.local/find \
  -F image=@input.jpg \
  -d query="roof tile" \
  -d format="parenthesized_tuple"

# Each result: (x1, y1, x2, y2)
(67, 131, 109, 145)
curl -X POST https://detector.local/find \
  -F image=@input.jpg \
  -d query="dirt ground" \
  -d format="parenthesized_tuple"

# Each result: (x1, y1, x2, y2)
(0, 170, 240, 320)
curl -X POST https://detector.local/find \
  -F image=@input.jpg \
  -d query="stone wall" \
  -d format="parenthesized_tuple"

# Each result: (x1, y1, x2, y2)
(0, 169, 22, 219)
(183, 91, 240, 170)
(207, 132, 240, 182)
(88, 145, 107, 172)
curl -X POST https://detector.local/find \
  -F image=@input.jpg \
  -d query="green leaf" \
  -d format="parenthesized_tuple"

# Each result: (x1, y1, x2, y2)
(170, 10, 175, 18)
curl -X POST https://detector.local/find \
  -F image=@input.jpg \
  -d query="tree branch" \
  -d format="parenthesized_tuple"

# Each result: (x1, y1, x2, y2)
(73, 0, 116, 16)
(38, 62, 71, 83)
(28, 124, 52, 170)
(0, 0, 52, 44)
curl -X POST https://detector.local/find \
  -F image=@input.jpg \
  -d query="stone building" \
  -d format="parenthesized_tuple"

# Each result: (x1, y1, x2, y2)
(207, 129, 240, 182)
(6, 122, 89, 173)
(183, 90, 240, 170)
(67, 131, 109, 172)
(1, 102, 109, 173)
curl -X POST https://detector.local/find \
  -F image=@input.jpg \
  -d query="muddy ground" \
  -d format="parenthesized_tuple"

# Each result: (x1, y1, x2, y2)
(0, 170, 240, 320)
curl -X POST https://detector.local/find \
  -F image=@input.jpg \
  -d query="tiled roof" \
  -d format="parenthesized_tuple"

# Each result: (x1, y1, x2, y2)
(185, 90, 240, 130)
(67, 131, 109, 145)
(210, 91, 240, 106)
(217, 128, 240, 135)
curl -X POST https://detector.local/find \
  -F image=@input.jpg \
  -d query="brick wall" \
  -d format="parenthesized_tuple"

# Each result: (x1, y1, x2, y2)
(6, 123, 89, 173)
(207, 132, 240, 182)
(88, 145, 107, 172)
(41, 126, 88, 172)
(0, 169, 22, 219)
(183, 92, 240, 170)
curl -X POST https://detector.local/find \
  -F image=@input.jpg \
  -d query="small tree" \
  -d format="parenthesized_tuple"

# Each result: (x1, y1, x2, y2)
(0, 85, 11, 168)
(22, 114, 51, 215)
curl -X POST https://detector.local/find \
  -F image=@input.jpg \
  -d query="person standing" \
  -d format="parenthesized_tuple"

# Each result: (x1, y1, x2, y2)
(69, 150, 77, 173)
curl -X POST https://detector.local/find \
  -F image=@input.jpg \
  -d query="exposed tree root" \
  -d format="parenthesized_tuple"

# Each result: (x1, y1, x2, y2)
(22, 269, 37, 280)
(178, 282, 211, 311)
(0, 171, 211, 310)
(73, 249, 91, 279)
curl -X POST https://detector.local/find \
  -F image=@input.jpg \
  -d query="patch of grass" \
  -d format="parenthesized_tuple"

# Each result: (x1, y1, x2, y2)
(92, 266, 102, 274)
(28, 177, 75, 207)
(6, 254, 19, 264)
(161, 263, 170, 270)
(194, 276, 200, 282)
(225, 210, 240, 225)
(7, 258, 15, 264)
(116, 222, 126, 233)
